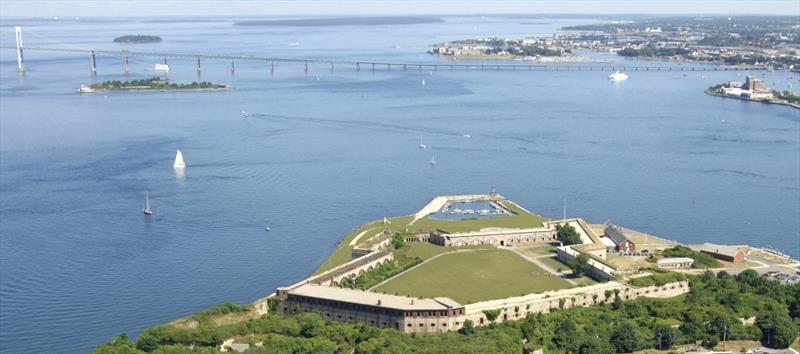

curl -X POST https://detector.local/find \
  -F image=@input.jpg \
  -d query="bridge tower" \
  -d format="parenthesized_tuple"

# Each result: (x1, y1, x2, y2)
(90, 50, 97, 74)
(123, 54, 129, 73)
(196, 57, 201, 73)
(14, 26, 25, 72)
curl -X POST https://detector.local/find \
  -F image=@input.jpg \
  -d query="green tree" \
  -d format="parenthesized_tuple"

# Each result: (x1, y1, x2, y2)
(391, 233, 405, 249)
(654, 324, 680, 350)
(482, 309, 501, 323)
(757, 312, 799, 349)
(552, 318, 581, 353)
(567, 254, 590, 277)
(578, 336, 614, 354)
(556, 224, 582, 245)
(611, 322, 640, 353)
(458, 320, 476, 335)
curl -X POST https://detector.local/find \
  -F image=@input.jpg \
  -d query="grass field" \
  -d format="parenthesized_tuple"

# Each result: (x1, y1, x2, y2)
(519, 245, 558, 257)
(537, 255, 567, 271)
(373, 249, 571, 304)
(314, 215, 414, 274)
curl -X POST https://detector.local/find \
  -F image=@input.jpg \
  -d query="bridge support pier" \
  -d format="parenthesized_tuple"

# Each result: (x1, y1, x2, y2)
(418, 65, 422, 71)
(195, 57, 201, 73)
(330, 63, 334, 72)
(163, 57, 168, 65)
(403, 64, 407, 71)
(90, 50, 97, 75)
(304, 61, 308, 74)
(124, 55, 129, 73)
(15, 26, 25, 72)
(372, 63, 375, 71)
(356, 62, 360, 72)
(230, 61, 235, 74)
(270, 62, 274, 75)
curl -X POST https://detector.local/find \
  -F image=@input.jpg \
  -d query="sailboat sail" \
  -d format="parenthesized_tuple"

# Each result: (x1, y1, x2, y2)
(173, 150, 185, 168)
(143, 191, 153, 215)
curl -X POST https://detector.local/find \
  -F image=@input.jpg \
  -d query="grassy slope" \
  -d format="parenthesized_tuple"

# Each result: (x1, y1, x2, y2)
(314, 200, 547, 275)
(314, 216, 414, 274)
(374, 249, 571, 304)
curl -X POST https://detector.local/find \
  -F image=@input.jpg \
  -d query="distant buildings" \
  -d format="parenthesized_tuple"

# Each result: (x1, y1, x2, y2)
(690, 243, 747, 263)
(603, 225, 636, 252)
(721, 76, 774, 100)
(657, 257, 695, 270)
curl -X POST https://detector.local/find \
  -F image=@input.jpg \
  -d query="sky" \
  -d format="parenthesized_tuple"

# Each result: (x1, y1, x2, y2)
(0, 0, 797, 17)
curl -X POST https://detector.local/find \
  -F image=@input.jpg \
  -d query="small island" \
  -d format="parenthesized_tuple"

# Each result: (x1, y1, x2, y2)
(113, 35, 162, 44)
(706, 76, 800, 109)
(78, 77, 229, 93)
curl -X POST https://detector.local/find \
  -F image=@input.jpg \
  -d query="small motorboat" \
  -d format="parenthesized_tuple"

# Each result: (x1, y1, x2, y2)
(265, 225, 271, 231)
(241, 111, 249, 117)
(608, 71, 629, 81)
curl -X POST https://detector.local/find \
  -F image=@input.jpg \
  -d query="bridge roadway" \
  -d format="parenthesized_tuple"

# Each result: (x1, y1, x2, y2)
(2, 45, 766, 72)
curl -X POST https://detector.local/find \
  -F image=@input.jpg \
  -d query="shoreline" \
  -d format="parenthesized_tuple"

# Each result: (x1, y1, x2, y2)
(704, 89, 800, 109)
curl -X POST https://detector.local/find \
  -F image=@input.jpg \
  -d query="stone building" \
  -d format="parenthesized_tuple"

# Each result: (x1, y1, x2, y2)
(657, 257, 694, 269)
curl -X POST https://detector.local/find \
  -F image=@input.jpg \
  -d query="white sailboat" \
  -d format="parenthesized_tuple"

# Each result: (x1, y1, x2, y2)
(143, 191, 153, 215)
(430, 155, 437, 165)
(173, 150, 186, 168)
(418, 137, 428, 150)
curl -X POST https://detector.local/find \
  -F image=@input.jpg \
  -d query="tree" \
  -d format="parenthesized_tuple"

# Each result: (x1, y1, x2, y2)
(757, 312, 798, 349)
(578, 336, 614, 354)
(567, 254, 590, 277)
(611, 322, 640, 353)
(482, 309, 501, 323)
(654, 324, 680, 350)
(552, 318, 581, 353)
(391, 234, 405, 249)
(458, 320, 475, 335)
(556, 224, 582, 245)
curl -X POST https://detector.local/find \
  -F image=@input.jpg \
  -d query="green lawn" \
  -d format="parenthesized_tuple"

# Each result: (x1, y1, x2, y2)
(408, 201, 547, 234)
(373, 249, 571, 304)
(393, 242, 495, 267)
(537, 255, 567, 272)
(521, 245, 558, 257)
(314, 215, 414, 274)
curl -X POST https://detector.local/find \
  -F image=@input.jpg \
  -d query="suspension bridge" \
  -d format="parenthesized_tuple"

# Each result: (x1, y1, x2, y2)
(5, 26, 765, 75)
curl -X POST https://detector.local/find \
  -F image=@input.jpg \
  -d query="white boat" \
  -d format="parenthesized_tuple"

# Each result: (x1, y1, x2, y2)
(241, 111, 249, 117)
(418, 137, 428, 150)
(463, 134, 472, 138)
(288, 42, 300, 46)
(77, 84, 94, 93)
(430, 155, 437, 165)
(143, 191, 153, 215)
(154, 63, 170, 73)
(421, 79, 426, 86)
(265, 225, 271, 231)
(173, 150, 186, 168)
(608, 71, 629, 81)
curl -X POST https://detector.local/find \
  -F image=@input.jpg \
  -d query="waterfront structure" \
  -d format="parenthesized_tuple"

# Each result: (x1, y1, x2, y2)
(657, 257, 694, 269)
(268, 195, 697, 334)
(429, 227, 556, 247)
(604, 224, 636, 252)
(721, 76, 774, 100)
(690, 243, 747, 263)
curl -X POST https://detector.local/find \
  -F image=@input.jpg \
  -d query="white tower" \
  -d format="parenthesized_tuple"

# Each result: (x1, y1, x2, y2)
(15, 26, 25, 72)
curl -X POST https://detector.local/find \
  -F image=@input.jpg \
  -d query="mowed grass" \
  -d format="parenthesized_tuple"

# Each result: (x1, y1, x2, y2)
(314, 215, 414, 274)
(408, 201, 548, 234)
(374, 249, 571, 304)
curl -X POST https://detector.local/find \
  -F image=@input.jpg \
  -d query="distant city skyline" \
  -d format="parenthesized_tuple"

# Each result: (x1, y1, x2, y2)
(0, 0, 797, 18)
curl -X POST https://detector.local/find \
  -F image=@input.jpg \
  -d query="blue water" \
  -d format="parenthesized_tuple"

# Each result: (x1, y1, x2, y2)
(1, 16, 798, 354)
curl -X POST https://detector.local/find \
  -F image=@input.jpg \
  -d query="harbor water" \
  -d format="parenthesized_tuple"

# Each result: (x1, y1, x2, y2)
(0, 16, 798, 353)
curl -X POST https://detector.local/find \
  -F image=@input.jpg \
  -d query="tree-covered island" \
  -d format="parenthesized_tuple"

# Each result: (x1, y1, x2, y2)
(113, 35, 163, 43)
(79, 77, 229, 93)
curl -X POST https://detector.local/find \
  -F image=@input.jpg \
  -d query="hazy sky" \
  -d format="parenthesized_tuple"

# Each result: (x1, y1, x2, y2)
(0, 0, 797, 17)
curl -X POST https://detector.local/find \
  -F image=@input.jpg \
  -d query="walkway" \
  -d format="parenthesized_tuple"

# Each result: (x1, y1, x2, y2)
(507, 247, 578, 285)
